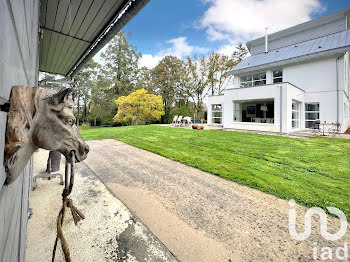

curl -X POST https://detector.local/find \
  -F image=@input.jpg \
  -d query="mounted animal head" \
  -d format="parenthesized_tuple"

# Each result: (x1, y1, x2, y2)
(4, 85, 89, 185)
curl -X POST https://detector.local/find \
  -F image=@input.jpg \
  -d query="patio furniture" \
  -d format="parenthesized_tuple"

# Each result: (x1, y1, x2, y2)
(183, 116, 192, 126)
(172, 115, 178, 126)
(176, 116, 183, 126)
(328, 122, 341, 137)
(311, 121, 321, 136)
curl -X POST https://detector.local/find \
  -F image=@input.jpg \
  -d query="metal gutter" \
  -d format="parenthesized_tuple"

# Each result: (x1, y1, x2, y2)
(67, 0, 150, 77)
(336, 53, 345, 123)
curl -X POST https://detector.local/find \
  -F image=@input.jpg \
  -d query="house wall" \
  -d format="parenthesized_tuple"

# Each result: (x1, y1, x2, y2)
(214, 83, 305, 133)
(251, 17, 346, 55)
(0, 0, 39, 261)
(207, 95, 224, 125)
(224, 84, 282, 132)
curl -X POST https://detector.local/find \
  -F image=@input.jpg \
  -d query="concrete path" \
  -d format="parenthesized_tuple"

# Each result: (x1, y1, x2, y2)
(27, 149, 177, 262)
(85, 139, 350, 262)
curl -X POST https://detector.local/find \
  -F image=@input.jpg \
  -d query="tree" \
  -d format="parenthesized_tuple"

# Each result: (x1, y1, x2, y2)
(70, 60, 100, 125)
(101, 31, 141, 97)
(205, 52, 235, 95)
(88, 76, 117, 126)
(185, 56, 207, 120)
(113, 89, 164, 125)
(151, 55, 188, 123)
(232, 43, 249, 64)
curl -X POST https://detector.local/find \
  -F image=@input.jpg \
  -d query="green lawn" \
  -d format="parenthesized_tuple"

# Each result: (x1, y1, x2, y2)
(81, 125, 350, 217)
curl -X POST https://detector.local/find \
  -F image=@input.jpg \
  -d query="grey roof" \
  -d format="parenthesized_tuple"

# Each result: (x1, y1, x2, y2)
(246, 7, 350, 49)
(232, 30, 350, 74)
(39, 0, 150, 77)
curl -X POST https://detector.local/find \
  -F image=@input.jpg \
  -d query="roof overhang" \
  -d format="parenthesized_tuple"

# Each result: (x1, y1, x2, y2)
(39, 0, 150, 77)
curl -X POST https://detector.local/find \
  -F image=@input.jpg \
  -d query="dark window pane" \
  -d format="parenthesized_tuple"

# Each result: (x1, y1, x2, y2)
(273, 70, 283, 78)
(305, 121, 319, 129)
(253, 73, 266, 81)
(254, 80, 266, 86)
(273, 77, 282, 83)
(213, 118, 222, 124)
(306, 112, 319, 120)
(241, 75, 252, 82)
(241, 82, 252, 87)
(292, 111, 299, 119)
(212, 112, 222, 117)
(305, 103, 319, 111)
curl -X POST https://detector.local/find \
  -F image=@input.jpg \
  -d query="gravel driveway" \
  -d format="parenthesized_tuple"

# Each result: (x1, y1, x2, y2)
(85, 139, 350, 262)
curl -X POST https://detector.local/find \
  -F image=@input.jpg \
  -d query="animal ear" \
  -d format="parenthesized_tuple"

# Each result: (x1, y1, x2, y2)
(48, 88, 73, 105)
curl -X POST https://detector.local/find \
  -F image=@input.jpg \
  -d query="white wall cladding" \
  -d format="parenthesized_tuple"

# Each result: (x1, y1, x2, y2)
(207, 95, 225, 125)
(0, 0, 39, 261)
(251, 18, 346, 55)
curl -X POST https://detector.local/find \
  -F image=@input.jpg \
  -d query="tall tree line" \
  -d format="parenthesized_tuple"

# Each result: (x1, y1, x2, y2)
(40, 31, 249, 125)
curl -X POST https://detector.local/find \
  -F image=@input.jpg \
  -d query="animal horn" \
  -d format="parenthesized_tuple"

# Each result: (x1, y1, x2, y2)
(49, 88, 73, 105)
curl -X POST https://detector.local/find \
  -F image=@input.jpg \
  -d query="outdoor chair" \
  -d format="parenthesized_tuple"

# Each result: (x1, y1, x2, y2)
(328, 122, 341, 137)
(176, 116, 183, 126)
(172, 115, 178, 126)
(183, 116, 192, 126)
(311, 120, 321, 136)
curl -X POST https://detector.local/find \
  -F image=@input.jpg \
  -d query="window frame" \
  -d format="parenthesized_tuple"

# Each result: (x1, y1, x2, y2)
(273, 69, 283, 83)
(240, 72, 266, 88)
(305, 102, 320, 129)
(233, 102, 242, 122)
(291, 101, 300, 129)
(211, 104, 222, 124)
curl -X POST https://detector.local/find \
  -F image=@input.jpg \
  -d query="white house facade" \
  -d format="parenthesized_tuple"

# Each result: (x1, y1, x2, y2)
(208, 8, 350, 133)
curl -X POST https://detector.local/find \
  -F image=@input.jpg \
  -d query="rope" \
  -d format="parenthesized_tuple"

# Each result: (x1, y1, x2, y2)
(52, 152, 85, 262)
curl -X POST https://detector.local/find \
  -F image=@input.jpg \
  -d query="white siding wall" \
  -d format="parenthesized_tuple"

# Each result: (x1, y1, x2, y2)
(284, 56, 350, 131)
(0, 0, 39, 261)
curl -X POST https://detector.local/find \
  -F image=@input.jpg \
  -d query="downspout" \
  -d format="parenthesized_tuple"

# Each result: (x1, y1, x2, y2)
(280, 85, 283, 133)
(336, 53, 345, 123)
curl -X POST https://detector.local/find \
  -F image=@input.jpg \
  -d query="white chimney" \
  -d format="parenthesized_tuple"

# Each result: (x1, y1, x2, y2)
(265, 27, 268, 53)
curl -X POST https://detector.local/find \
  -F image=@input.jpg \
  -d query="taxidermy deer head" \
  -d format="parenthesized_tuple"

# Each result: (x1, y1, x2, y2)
(4, 85, 89, 185)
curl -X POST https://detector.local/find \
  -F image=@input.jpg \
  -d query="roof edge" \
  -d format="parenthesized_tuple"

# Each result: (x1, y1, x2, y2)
(230, 46, 349, 75)
(67, 0, 150, 77)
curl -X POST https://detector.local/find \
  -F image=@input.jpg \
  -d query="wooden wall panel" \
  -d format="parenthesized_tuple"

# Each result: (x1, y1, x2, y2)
(0, 0, 39, 261)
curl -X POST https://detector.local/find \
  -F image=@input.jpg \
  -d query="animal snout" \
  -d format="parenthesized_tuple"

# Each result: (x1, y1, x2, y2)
(83, 143, 90, 155)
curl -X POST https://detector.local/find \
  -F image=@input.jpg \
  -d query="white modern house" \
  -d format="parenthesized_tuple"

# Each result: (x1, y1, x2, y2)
(208, 8, 350, 133)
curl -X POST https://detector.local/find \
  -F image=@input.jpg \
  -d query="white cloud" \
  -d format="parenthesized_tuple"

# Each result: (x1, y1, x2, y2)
(200, 0, 324, 41)
(206, 26, 230, 41)
(162, 36, 210, 57)
(139, 54, 162, 68)
(140, 37, 210, 68)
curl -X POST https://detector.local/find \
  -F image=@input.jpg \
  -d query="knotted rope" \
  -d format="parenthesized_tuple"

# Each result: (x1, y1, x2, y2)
(52, 151, 85, 262)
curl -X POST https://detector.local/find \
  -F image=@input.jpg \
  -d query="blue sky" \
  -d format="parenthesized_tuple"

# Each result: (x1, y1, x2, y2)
(96, 0, 350, 68)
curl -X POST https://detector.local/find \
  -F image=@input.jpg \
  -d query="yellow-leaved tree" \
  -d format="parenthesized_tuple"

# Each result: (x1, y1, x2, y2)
(113, 89, 164, 125)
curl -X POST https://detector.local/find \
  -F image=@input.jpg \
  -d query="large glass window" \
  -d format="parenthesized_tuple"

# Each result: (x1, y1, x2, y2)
(233, 100, 274, 123)
(233, 102, 241, 122)
(273, 69, 283, 83)
(240, 72, 266, 87)
(292, 101, 300, 129)
(212, 104, 222, 124)
(305, 103, 320, 128)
